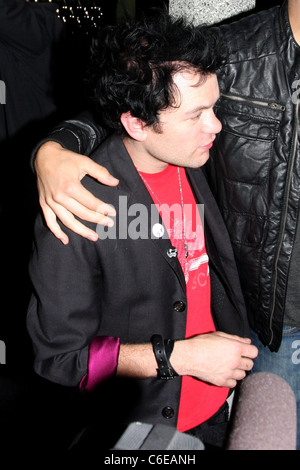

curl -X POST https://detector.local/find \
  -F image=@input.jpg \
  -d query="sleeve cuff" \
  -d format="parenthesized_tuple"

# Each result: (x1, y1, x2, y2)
(79, 336, 120, 392)
(30, 128, 81, 173)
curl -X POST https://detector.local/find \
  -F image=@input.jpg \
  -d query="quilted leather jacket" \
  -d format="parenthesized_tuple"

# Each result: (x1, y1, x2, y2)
(207, 2, 300, 351)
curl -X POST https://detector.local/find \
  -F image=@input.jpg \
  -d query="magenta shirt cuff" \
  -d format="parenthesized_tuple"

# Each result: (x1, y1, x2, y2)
(80, 336, 120, 392)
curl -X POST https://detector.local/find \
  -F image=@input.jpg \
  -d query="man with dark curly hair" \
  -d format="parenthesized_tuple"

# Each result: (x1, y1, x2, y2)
(27, 12, 257, 450)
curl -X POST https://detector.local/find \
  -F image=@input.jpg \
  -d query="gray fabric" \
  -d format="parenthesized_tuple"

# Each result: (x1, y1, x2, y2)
(113, 422, 204, 450)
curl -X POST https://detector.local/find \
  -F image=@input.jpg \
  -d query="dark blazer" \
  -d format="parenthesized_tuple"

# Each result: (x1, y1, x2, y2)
(27, 134, 249, 429)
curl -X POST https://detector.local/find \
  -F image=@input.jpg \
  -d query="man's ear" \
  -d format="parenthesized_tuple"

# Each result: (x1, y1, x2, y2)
(120, 112, 147, 141)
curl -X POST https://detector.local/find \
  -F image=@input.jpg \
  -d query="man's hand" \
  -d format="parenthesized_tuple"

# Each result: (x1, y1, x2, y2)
(116, 332, 258, 388)
(35, 141, 119, 244)
(171, 331, 259, 388)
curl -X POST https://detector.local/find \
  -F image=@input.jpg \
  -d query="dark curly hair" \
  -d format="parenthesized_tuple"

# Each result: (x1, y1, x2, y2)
(87, 11, 225, 133)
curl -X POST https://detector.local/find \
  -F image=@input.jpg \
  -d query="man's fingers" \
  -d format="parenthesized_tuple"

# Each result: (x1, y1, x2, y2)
(214, 331, 252, 344)
(51, 197, 116, 227)
(47, 184, 116, 224)
(54, 209, 100, 242)
(242, 343, 259, 360)
(226, 379, 238, 389)
(239, 357, 254, 372)
(41, 198, 114, 243)
(83, 157, 119, 186)
(214, 332, 258, 359)
(40, 203, 70, 245)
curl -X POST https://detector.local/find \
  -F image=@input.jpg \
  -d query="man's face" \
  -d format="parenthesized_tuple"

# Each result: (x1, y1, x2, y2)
(141, 71, 222, 173)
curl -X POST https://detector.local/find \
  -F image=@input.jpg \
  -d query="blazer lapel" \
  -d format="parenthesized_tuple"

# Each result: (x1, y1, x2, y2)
(107, 135, 186, 292)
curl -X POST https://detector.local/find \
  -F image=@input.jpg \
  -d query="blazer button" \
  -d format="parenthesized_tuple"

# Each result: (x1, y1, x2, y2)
(162, 406, 175, 419)
(173, 301, 186, 312)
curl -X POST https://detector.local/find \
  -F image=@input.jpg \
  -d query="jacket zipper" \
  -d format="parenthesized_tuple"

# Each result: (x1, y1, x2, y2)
(268, 99, 299, 346)
(220, 93, 286, 112)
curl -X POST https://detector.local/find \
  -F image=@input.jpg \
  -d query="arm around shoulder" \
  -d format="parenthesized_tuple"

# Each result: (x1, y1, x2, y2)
(32, 113, 118, 244)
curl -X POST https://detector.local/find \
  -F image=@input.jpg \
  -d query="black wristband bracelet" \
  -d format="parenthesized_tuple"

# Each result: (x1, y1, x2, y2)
(151, 335, 179, 380)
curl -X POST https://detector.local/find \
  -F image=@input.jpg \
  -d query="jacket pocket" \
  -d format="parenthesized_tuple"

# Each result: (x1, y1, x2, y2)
(214, 93, 284, 185)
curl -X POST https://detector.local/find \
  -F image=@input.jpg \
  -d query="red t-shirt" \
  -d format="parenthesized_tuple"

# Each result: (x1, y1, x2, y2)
(139, 165, 229, 432)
